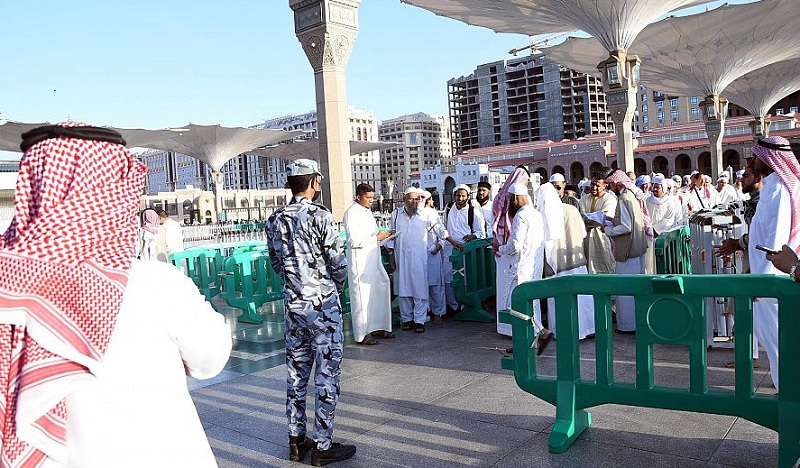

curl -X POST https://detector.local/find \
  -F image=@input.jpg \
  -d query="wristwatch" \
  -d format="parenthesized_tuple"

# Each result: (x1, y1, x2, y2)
(790, 262, 800, 282)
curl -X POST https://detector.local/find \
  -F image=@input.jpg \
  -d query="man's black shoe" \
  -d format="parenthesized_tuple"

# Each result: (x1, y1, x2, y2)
(311, 442, 356, 466)
(401, 321, 414, 331)
(288, 434, 312, 462)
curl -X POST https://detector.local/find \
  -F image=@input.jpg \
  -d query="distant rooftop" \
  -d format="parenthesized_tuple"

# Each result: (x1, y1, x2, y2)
(0, 160, 20, 172)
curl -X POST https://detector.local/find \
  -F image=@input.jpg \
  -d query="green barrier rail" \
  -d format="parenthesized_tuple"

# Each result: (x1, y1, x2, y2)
(449, 238, 496, 322)
(168, 249, 223, 301)
(499, 274, 800, 467)
(654, 226, 692, 274)
(219, 250, 283, 324)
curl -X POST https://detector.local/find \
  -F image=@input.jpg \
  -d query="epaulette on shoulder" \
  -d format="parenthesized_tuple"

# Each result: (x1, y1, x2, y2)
(311, 202, 331, 212)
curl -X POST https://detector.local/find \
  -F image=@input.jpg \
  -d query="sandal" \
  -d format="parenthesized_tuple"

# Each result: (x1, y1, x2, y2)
(401, 321, 414, 331)
(414, 324, 425, 334)
(371, 330, 396, 339)
(357, 337, 380, 345)
(433, 316, 443, 325)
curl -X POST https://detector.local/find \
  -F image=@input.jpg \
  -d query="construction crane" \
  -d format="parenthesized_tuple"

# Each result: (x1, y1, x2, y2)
(509, 31, 574, 56)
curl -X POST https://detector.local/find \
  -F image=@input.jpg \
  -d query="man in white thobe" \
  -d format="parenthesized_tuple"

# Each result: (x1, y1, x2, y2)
(687, 172, 719, 212)
(343, 183, 393, 345)
(388, 188, 455, 333)
(747, 136, 800, 391)
(156, 209, 184, 262)
(475, 181, 494, 238)
(536, 182, 595, 340)
(604, 170, 648, 333)
(494, 183, 552, 355)
(419, 190, 447, 324)
(442, 184, 486, 314)
(578, 170, 617, 275)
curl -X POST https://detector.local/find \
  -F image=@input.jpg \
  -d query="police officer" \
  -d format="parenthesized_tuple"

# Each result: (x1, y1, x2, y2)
(266, 159, 355, 466)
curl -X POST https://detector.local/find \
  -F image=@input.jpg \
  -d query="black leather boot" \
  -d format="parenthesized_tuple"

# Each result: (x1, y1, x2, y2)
(310, 442, 356, 466)
(289, 434, 312, 462)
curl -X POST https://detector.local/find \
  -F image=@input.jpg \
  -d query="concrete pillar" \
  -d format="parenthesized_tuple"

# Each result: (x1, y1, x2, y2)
(607, 88, 637, 173)
(290, 0, 361, 221)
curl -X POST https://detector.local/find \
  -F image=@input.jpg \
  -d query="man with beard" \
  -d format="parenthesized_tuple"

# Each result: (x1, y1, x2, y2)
(687, 171, 719, 212)
(493, 183, 552, 355)
(646, 176, 681, 236)
(604, 170, 648, 333)
(266, 159, 354, 465)
(388, 188, 457, 333)
(578, 167, 617, 274)
(716, 162, 764, 369)
(738, 136, 800, 392)
(475, 181, 494, 237)
(550, 173, 580, 209)
(442, 185, 486, 315)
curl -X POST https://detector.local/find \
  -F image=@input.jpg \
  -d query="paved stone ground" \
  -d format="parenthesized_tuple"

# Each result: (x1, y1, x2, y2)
(190, 298, 779, 468)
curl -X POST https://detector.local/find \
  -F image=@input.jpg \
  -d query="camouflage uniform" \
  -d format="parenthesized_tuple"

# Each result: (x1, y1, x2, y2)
(266, 195, 348, 451)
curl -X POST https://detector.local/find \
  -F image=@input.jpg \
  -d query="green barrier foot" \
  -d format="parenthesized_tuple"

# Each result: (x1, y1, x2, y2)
(454, 307, 495, 323)
(549, 409, 591, 453)
(237, 306, 264, 325)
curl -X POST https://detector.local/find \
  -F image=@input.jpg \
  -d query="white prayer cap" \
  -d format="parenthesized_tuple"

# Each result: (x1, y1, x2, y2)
(577, 178, 591, 189)
(420, 190, 431, 200)
(654, 173, 665, 179)
(736, 169, 745, 179)
(690, 170, 699, 176)
(671, 175, 683, 184)
(718, 171, 729, 180)
(453, 184, 471, 195)
(717, 176, 728, 183)
(508, 182, 529, 196)
(635, 174, 651, 187)
(703, 175, 712, 183)
(651, 175, 665, 186)
(548, 173, 565, 183)
(404, 186, 421, 195)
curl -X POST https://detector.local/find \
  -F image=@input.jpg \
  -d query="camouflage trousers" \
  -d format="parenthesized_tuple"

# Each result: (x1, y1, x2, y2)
(285, 322, 343, 451)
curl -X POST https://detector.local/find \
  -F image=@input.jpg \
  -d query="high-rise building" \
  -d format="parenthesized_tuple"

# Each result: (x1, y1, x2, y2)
(138, 106, 382, 195)
(255, 106, 382, 194)
(633, 88, 800, 132)
(448, 53, 612, 154)
(137, 149, 211, 195)
(378, 112, 453, 201)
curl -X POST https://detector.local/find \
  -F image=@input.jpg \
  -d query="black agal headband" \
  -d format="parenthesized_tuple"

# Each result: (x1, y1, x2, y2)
(20, 125, 126, 152)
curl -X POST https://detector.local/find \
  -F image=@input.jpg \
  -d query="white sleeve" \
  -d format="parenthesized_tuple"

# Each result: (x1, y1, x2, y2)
(161, 267, 232, 379)
(166, 223, 184, 253)
(606, 199, 632, 237)
(344, 208, 373, 249)
(472, 203, 487, 238)
(499, 213, 527, 256)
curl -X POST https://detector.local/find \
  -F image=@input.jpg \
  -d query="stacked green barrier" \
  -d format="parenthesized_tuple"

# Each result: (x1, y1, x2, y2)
(169, 249, 223, 301)
(655, 226, 692, 274)
(500, 274, 800, 467)
(219, 250, 283, 324)
(449, 238, 496, 322)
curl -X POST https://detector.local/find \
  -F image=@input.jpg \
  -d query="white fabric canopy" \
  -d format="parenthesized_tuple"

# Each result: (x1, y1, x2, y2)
(401, 0, 711, 52)
(543, 0, 800, 96)
(244, 139, 395, 160)
(133, 123, 303, 171)
(0, 121, 221, 154)
(724, 58, 800, 118)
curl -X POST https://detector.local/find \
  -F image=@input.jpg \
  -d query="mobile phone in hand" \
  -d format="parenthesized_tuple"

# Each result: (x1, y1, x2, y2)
(755, 244, 780, 255)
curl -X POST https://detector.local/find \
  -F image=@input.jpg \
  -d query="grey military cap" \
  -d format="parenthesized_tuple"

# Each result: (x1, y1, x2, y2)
(287, 158, 322, 177)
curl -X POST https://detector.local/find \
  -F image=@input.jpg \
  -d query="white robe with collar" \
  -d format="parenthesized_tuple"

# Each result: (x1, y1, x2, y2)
(343, 202, 393, 342)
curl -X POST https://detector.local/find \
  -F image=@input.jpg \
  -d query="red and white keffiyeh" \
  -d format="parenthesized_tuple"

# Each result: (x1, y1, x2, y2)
(606, 170, 654, 239)
(0, 122, 146, 467)
(753, 136, 800, 254)
(492, 166, 530, 246)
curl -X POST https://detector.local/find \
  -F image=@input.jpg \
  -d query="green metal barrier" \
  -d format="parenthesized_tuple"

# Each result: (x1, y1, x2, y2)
(168, 249, 223, 301)
(654, 226, 692, 274)
(449, 238, 496, 322)
(499, 274, 800, 467)
(219, 251, 283, 324)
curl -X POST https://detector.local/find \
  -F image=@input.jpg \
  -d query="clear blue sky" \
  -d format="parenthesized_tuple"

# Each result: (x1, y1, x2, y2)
(0, 0, 750, 158)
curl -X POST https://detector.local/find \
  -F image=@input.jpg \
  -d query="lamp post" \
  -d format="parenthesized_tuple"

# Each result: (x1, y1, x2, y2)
(700, 94, 729, 179)
(749, 116, 771, 140)
(597, 50, 641, 173)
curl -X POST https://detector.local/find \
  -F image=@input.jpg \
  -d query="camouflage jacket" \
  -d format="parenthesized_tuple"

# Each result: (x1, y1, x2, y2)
(266, 196, 348, 330)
